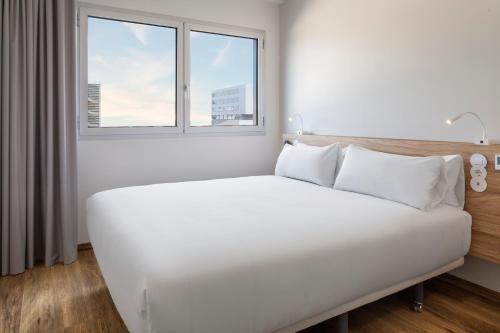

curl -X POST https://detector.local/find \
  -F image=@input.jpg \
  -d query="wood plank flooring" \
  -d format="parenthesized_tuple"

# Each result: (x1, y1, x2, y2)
(0, 249, 127, 333)
(1, 249, 499, 333)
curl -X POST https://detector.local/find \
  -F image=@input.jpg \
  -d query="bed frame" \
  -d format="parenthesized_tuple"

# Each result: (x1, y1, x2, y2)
(276, 259, 463, 333)
(277, 133, 500, 333)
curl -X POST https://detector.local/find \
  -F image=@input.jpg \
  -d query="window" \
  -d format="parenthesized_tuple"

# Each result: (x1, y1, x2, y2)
(79, 6, 264, 136)
(186, 26, 259, 131)
(79, 7, 184, 135)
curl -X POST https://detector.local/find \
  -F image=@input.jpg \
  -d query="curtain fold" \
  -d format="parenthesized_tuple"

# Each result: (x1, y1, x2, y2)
(0, 0, 77, 275)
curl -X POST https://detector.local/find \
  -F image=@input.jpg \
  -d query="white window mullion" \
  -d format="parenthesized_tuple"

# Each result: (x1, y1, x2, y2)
(183, 22, 191, 134)
(176, 21, 185, 132)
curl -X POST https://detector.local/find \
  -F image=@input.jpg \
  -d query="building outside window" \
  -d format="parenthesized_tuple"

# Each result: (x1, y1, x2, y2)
(211, 84, 254, 126)
(87, 83, 101, 128)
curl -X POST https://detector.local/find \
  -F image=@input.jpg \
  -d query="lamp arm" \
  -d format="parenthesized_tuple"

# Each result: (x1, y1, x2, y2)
(290, 113, 304, 135)
(297, 114, 303, 134)
(464, 112, 487, 141)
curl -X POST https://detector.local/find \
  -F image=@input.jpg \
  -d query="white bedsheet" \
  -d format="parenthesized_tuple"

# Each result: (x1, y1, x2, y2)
(87, 176, 471, 333)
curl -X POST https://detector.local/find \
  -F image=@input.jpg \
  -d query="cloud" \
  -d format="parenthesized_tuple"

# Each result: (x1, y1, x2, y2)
(123, 22, 149, 45)
(211, 41, 231, 67)
(89, 55, 106, 65)
(88, 46, 177, 127)
(190, 86, 213, 126)
(100, 86, 176, 127)
(125, 47, 176, 82)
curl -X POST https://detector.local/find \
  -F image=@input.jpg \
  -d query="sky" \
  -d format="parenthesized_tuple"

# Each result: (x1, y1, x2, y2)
(88, 17, 257, 127)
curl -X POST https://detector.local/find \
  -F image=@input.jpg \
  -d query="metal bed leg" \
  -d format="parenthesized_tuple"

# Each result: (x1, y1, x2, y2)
(336, 312, 348, 333)
(412, 282, 424, 313)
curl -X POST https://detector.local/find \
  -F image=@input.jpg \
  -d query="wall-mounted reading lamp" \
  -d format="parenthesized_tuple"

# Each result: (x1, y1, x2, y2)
(446, 112, 489, 145)
(288, 113, 304, 135)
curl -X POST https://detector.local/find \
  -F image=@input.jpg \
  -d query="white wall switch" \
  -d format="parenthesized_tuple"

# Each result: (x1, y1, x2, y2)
(471, 166, 487, 178)
(470, 153, 487, 167)
(471, 178, 487, 192)
(495, 154, 500, 171)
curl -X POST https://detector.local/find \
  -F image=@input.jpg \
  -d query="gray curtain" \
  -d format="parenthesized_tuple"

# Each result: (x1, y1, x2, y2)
(1, 0, 77, 275)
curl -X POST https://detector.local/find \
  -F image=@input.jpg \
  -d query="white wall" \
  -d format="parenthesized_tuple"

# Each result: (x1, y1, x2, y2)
(78, 0, 281, 243)
(281, 0, 500, 141)
(280, 0, 500, 291)
(452, 256, 500, 292)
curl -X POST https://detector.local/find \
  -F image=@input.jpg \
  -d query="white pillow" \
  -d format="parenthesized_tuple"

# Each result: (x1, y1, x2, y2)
(333, 145, 446, 210)
(334, 149, 464, 209)
(335, 146, 347, 179)
(293, 141, 346, 182)
(441, 155, 465, 209)
(275, 142, 340, 187)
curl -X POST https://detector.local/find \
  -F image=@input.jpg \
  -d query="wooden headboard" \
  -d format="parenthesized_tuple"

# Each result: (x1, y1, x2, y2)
(284, 134, 500, 264)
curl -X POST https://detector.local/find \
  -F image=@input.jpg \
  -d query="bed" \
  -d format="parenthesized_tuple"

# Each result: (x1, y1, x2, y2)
(87, 175, 471, 333)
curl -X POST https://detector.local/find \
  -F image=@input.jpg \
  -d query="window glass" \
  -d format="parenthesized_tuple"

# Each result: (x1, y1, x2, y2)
(189, 31, 257, 127)
(87, 17, 177, 127)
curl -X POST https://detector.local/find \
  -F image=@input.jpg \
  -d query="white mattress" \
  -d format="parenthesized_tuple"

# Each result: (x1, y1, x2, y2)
(87, 176, 471, 333)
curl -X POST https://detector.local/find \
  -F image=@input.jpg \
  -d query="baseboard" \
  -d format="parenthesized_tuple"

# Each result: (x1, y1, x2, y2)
(78, 242, 93, 251)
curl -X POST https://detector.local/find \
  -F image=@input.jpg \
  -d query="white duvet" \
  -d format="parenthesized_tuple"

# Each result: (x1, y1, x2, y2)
(87, 176, 471, 333)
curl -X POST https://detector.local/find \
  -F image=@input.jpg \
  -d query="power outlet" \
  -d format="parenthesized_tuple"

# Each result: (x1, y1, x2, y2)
(495, 154, 500, 171)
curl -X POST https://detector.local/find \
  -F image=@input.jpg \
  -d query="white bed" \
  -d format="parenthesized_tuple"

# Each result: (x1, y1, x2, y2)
(87, 175, 471, 333)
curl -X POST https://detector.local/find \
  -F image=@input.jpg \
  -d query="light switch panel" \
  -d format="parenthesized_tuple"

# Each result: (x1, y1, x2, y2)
(470, 153, 487, 167)
(495, 154, 500, 171)
(471, 178, 487, 192)
(471, 166, 487, 178)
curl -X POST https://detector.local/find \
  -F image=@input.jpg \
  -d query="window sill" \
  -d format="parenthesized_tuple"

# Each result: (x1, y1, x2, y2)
(77, 128, 266, 141)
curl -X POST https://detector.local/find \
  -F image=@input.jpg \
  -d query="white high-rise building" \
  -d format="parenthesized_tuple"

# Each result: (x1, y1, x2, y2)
(211, 84, 254, 125)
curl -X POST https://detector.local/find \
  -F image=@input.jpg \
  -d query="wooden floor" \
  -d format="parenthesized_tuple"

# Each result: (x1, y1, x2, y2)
(1, 249, 499, 333)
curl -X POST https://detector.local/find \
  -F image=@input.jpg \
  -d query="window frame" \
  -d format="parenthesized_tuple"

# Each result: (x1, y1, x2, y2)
(184, 23, 265, 134)
(77, 4, 265, 138)
(78, 6, 184, 136)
